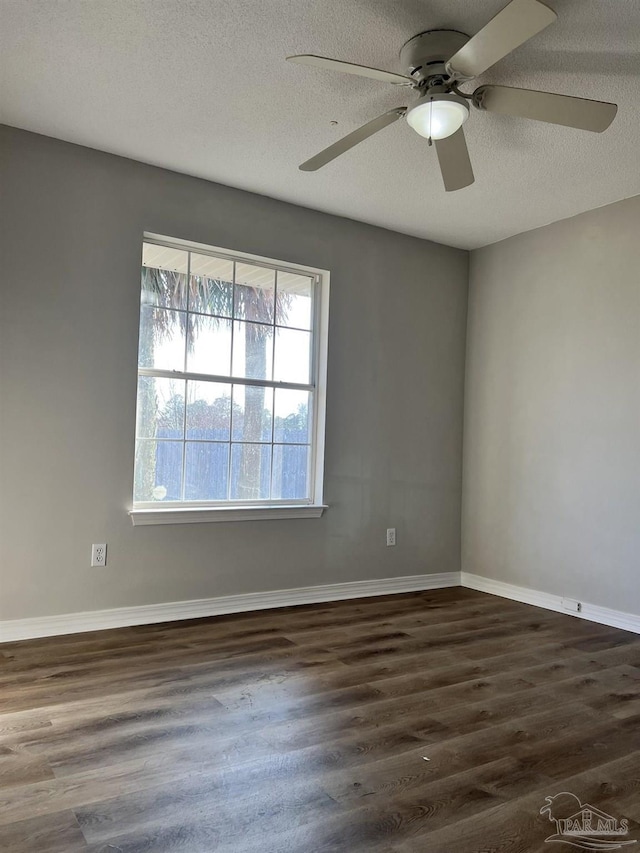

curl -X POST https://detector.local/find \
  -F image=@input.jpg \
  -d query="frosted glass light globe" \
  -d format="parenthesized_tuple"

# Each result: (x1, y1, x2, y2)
(406, 96, 469, 140)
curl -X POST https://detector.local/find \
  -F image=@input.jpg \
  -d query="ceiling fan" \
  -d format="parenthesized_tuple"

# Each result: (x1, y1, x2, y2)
(287, 0, 618, 191)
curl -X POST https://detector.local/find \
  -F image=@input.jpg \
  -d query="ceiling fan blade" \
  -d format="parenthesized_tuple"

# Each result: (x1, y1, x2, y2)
(446, 0, 556, 79)
(435, 128, 475, 192)
(476, 85, 618, 132)
(287, 54, 413, 86)
(299, 108, 406, 171)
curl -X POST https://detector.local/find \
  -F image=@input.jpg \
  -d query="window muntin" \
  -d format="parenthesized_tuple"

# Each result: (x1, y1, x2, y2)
(133, 238, 324, 508)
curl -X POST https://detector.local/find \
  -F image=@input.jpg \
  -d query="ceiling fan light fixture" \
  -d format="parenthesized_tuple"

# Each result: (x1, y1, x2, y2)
(406, 93, 469, 140)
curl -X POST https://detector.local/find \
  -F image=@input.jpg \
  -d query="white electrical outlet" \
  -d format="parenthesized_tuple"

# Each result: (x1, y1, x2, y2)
(91, 544, 107, 567)
(386, 528, 396, 547)
(562, 598, 581, 613)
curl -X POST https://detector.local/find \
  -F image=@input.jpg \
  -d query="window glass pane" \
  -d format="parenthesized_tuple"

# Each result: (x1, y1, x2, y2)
(142, 245, 188, 309)
(186, 381, 231, 440)
(138, 306, 186, 371)
(273, 389, 310, 444)
(272, 445, 309, 500)
(273, 328, 311, 384)
(232, 321, 273, 380)
(189, 253, 233, 316)
(276, 272, 313, 330)
(187, 315, 232, 376)
(143, 243, 189, 274)
(231, 385, 273, 442)
(136, 377, 185, 440)
(134, 440, 183, 502)
(230, 444, 271, 501)
(185, 442, 229, 501)
(234, 264, 275, 323)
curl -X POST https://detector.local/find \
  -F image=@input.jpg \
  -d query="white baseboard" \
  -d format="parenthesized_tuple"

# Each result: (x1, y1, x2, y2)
(461, 572, 563, 612)
(461, 572, 640, 635)
(0, 572, 461, 643)
(3, 569, 638, 643)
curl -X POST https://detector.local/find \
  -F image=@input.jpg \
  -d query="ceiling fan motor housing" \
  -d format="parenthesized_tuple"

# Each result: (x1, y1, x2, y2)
(400, 29, 470, 84)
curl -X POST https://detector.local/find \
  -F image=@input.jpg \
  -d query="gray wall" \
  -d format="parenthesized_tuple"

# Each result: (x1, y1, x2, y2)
(0, 125, 469, 621)
(463, 196, 640, 615)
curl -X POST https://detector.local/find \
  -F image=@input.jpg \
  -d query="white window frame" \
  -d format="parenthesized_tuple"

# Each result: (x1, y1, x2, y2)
(129, 233, 329, 526)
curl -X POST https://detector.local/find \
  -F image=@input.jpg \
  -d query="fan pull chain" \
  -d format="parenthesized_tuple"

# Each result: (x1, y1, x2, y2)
(428, 96, 433, 146)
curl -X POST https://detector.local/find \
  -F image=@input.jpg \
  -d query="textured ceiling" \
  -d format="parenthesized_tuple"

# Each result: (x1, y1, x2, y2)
(1, 0, 639, 249)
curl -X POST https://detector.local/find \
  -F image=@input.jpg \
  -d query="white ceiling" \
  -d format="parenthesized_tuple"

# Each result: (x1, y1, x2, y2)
(1, 0, 638, 249)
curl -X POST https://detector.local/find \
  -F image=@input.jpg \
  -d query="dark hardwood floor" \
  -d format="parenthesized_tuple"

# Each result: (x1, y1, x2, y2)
(1, 587, 639, 852)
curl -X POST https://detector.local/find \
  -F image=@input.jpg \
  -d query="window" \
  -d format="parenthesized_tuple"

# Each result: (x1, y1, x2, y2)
(130, 234, 329, 525)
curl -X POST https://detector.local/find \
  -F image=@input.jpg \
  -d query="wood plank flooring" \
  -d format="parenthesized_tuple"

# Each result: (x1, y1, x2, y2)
(1, 587, 639, 852)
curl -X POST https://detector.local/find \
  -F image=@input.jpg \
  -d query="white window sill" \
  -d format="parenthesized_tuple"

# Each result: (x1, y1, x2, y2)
(129, 505, 328, 526)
